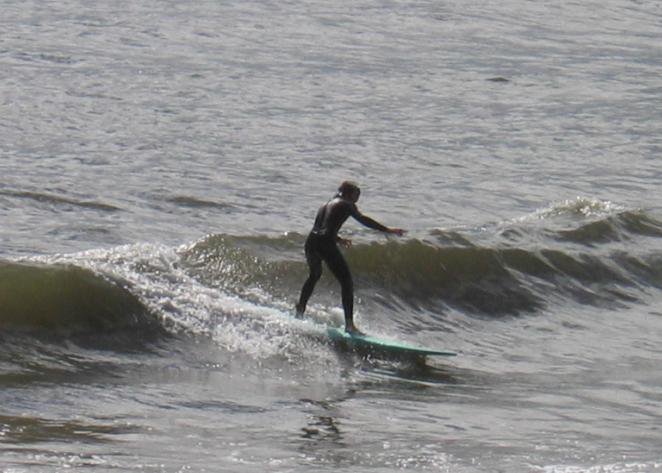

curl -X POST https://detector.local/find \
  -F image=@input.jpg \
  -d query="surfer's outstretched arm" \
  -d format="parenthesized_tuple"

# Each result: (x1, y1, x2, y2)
(350, 205, 406, 236)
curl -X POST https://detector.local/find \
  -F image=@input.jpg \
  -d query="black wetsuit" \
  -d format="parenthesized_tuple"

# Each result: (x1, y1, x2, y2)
(296, 194, 389, 327)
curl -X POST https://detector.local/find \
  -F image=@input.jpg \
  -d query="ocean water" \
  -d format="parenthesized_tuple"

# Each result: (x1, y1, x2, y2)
(1, 0, 662, 471)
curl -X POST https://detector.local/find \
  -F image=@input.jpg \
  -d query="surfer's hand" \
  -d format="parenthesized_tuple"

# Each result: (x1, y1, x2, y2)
(338, 237, 352, 248)
(388, 228, 406, 237)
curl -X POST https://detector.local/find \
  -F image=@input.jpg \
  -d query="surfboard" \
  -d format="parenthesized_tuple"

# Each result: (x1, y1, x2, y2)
(326, 327, 457, 361)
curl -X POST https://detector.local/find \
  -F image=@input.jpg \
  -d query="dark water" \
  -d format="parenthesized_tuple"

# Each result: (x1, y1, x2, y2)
(2, 0, 662, 472)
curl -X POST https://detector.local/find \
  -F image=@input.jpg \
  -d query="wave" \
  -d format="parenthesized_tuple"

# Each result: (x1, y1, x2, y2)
(0, 189, 121, 213)
(2, 204, 660, 362)
(0, 260, 156, 334)
(166, 195, 237, 212)
(553, 210, 662, 245)
(508, 198, 662, 245)
(181, 206, 662, 317)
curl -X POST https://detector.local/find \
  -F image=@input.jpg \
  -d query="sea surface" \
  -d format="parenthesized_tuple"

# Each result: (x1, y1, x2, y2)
(2, 1, 662, 472)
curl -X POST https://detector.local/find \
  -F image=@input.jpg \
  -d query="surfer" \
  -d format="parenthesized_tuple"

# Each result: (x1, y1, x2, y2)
(296, 181, 406, 334)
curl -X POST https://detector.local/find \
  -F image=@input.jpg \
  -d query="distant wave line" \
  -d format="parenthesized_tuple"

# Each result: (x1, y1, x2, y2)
(0, 189, 121, 212)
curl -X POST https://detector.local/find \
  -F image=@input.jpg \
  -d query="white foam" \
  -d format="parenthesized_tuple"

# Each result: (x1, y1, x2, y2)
(528, 197, 625, 221)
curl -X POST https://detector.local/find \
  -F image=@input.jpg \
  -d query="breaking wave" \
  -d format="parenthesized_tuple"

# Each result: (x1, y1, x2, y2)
(2, 201, 660, 357)
(0, 260, 158, 335)
(181, 203, 662, 317)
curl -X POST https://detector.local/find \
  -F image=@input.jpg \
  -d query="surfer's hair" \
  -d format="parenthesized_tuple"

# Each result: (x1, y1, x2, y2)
(338, 181, 360, 196)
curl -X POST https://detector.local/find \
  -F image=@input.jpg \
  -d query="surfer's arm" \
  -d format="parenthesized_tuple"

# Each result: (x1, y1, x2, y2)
(350, 204, 406, 235)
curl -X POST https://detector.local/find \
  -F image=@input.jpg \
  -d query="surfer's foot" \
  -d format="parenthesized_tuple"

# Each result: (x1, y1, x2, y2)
(345, 324, 364, 336)
(295, 303, 305, 319)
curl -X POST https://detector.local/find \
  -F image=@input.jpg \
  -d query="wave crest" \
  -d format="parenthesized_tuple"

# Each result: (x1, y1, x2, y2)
(0, 260, 155, 333)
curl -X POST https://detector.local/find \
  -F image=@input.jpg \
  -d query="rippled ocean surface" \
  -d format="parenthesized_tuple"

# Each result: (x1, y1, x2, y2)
(2, 1, 662, 472)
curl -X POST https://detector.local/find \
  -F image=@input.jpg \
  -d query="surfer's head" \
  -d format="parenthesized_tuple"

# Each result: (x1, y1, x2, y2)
(338, 181, 361, 203)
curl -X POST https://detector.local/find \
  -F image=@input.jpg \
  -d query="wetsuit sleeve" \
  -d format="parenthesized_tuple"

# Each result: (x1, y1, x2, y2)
(350, 203, 390, 232)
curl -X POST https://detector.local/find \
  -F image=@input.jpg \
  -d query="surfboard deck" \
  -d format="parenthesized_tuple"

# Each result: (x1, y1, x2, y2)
(326, 327, 457, 360)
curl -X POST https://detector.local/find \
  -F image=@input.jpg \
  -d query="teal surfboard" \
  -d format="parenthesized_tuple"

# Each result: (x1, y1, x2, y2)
(327, 327, 457, 360)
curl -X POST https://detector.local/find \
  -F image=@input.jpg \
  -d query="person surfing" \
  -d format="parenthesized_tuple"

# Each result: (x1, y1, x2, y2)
(296, 181, 406, 334)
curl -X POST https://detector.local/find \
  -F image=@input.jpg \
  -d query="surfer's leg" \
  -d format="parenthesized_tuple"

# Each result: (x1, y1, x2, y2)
(296, 241, 322, 317)
(324, 246, 356, 332)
